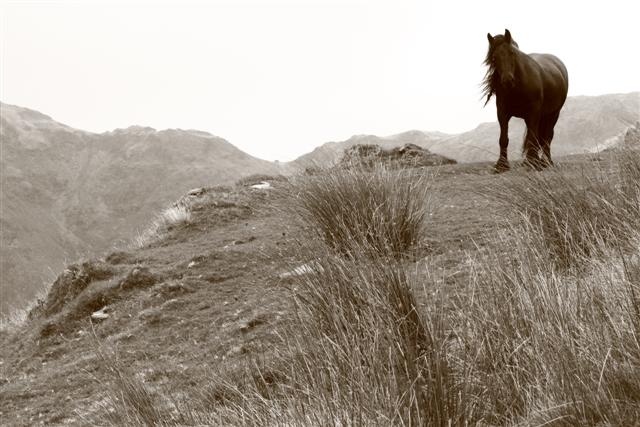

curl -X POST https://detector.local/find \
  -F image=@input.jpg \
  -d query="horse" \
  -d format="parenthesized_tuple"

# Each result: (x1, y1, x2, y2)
(482, 29, 569, 172)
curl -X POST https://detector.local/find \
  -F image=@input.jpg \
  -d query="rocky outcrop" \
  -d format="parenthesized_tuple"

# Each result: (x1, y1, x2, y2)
(339, 143, 456, 169)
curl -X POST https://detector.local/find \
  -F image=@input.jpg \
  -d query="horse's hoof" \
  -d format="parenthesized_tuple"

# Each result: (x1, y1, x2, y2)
(493, 162, 510, 174)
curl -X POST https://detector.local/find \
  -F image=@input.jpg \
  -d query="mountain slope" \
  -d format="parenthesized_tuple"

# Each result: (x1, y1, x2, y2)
(0, 103, 281, 314)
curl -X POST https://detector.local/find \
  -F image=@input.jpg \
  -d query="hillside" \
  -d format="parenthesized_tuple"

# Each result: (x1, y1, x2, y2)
(1, 150, 639, 425)
(291, 92, 640, 168)
(0, 103, 282, 314)
(2, 92, 637, 314)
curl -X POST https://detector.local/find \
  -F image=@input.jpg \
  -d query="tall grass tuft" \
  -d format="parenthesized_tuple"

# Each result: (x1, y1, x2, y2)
(90, 335, 169, 426)
(287, 165, 431, 259)
(132, 204, 191, 248)
(459, 234, 640, 425)
(278, 249, 480, 426)
(485, 159, 640, 270)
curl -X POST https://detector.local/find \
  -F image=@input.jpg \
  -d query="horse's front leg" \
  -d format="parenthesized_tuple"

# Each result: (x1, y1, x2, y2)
(494, 112, 511, 173)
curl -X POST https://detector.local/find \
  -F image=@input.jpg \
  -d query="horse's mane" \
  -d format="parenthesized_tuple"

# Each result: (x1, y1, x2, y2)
(481, 35, 519, 106)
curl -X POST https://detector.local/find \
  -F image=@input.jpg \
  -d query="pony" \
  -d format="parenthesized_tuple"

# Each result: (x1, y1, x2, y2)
(482, 29, 569, 172)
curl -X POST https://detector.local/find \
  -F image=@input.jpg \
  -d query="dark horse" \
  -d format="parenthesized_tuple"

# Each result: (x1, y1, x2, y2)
(483, 29, 569, 172)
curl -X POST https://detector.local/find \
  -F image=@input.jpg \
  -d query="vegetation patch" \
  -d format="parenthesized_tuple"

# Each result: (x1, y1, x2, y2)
(287, 165, 432, 259)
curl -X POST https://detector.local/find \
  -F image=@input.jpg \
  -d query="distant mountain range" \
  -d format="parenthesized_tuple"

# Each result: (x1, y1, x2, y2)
(0, 103, 280, 314)
(1, 92, 638, 314)
(291, 92, 639, 168)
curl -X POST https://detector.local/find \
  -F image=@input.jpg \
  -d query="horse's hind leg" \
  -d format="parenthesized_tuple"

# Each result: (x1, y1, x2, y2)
(539, 111, 560, 168)
(523, 115, 543, 170)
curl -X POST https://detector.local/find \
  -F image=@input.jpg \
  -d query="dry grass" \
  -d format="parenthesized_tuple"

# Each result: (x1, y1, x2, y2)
(483, 157, 640, 270)
(97, 152, 640, 426)
(132, 204, 192, 248)
(286, 165, 432, 258)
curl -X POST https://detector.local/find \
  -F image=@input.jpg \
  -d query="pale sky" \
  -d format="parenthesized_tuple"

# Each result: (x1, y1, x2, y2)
(1, 0, 639, 161)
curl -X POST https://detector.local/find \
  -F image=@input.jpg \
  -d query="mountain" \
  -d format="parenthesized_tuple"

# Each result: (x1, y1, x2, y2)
(0, 103, 281, 314)
(291, 92, 640, 168)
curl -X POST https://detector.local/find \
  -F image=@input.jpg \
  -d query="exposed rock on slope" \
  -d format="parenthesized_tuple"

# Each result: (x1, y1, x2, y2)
(339, 143, 456, 169)
(293, 130, 449, 169)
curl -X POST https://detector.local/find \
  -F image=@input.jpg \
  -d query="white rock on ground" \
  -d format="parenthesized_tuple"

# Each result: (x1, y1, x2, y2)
(250, 181, 271, 190)
(91, 307, 109, 321)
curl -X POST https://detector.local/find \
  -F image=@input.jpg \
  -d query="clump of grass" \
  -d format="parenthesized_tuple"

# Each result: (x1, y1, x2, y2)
(485, 160, 640, 269)
(277, 250, 478, 426)
(288, 165, 431, 258)
(89, 336, 170, 426)
(617, 148, 640, 207)
(132, 204, 192, 248)
(458, 233, 640, 425)
(0, 283, 49, 332)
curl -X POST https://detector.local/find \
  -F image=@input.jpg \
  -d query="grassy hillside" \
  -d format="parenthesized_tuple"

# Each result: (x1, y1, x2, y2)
(0, 103, 282, 315)
(1, 150, 639, 426)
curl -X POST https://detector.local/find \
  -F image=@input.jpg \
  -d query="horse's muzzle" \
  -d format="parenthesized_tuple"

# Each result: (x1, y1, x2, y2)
(501, 74, 516, 88)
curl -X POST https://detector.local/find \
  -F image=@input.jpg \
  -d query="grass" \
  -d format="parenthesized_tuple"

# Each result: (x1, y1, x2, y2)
(14, 151, 640, 426)
(132, 204, 192, 248)
(286, 165, 432, 259)
(483, 153, 640, 270)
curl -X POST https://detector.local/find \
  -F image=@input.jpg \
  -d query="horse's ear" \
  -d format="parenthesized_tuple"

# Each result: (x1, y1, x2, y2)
(487, 33, 494, 44)
(504, 29, 512, 43)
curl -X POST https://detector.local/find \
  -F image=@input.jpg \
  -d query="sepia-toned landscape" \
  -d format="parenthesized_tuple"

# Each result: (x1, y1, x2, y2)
(1, 96, 639, 425)
(2, 1, 640, 425)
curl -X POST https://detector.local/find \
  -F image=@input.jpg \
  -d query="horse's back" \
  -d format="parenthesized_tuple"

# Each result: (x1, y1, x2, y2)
(530, 53, 569, 112)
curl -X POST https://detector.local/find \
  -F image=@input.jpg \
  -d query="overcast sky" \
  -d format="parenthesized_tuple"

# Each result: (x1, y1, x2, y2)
(1, 0, 639, 161)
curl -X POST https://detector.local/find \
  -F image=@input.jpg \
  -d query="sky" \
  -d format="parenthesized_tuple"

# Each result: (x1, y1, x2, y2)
(1, 0, 639, 161)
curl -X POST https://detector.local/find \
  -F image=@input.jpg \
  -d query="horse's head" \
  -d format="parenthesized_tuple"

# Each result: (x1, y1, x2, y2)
(485, 29, 520, 89)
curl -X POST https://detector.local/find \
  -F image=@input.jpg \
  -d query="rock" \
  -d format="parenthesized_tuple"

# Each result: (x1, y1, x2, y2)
(119, 267, 160, 291)
(91, 307, 109, 321)
(187, 187, 206, 196)
(250, 181, 271, 190)
(339, 143, 456, 169)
